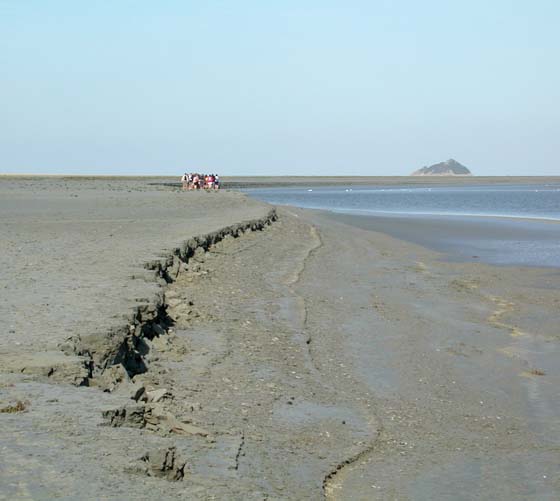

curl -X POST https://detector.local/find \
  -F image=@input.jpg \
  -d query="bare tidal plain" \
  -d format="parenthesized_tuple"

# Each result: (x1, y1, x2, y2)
(1, 176, 559, 500)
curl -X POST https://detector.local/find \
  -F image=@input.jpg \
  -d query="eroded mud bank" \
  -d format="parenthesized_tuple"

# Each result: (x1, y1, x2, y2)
(2, 206, 385, 499)
(65, 209, 278, 388)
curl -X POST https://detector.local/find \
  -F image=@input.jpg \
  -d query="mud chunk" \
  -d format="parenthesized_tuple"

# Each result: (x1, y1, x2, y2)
(167, 418, 209, 437)
(0, 400, 28, 413)
(102, 404, 145, 428)
(137, 447, 186, 481)
(102, 402, 209, 437)
(130, 383, 146, 402)
(144, 404, 209, 436)
(58, 334, 82, 356)
(145, 388, 170, 403)
(166, 297, 183, 309)
(109, 380, 146, 401)
(192, 247, 206, 263)
(91, 364, 130, 392)
(150, 335, 173, 352)
(0, 351, 90, 386)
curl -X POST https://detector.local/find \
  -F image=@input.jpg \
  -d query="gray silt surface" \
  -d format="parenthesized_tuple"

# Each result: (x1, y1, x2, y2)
(1, 196, 372, 499)
(0, 177, 276, 499)
(292, 208, 560, 500)
(2, 178, 559, 499)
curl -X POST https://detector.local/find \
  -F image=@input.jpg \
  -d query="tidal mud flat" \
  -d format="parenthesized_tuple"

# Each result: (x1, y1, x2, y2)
(1, 177, 559, 499)
(291, 209, 560, 500)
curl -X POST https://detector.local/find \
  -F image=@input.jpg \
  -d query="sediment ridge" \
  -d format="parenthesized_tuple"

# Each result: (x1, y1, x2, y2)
(66, 209, 278, 388)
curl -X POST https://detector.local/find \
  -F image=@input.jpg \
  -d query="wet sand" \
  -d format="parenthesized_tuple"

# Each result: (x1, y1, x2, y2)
(1, 177, 559, 499)
(326, 211, 560, 268)
(294, 209, 560, 499)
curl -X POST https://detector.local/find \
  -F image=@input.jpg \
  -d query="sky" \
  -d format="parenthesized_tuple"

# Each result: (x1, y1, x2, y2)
(1, 1, 559, 176)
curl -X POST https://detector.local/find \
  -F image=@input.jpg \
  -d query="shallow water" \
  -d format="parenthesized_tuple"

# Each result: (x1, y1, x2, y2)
(246, 184, 560, 221)
(247, 183, 560, 268)
(327, 212, 560, 268)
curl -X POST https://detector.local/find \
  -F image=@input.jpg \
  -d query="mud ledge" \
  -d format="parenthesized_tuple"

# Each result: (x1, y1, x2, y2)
(63, 209, 277, 386)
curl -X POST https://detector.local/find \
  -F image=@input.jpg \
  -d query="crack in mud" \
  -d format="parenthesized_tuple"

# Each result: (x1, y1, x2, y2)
(73, 210, 381, 495)
(63, 209, 277, 387)
(322, 423, 385, 499)
(286, 222, 384, 500)
(290, 224, 324, 365)
(234, 431, 245, 471)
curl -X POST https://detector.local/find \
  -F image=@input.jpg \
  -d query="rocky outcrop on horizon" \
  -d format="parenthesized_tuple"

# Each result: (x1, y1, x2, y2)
(411, 159, 472, 176)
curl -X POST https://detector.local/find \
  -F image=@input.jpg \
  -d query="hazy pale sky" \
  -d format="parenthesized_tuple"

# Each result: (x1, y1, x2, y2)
(1, 1, 559, 176)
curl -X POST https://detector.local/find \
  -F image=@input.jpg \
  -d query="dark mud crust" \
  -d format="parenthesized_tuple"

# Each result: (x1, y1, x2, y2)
(64, 209, 278, 385)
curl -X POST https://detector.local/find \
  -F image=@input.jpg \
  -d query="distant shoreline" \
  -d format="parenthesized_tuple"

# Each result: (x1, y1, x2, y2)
(2, 173, 560, 187)
(225, 176, 560, 188)
(3, 174, 560, 191)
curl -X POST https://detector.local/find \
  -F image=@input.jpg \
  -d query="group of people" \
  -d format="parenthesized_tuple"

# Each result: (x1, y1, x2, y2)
(180, 172, 220, 191)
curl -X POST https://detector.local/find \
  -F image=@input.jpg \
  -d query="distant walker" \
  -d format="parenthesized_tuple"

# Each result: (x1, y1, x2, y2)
(180, 172, 220, 191)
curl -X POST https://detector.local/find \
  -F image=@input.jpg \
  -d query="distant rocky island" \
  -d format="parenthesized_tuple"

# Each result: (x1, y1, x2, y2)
(411, 159, 472, 176)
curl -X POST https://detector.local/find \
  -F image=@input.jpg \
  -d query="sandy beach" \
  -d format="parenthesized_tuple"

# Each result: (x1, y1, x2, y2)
(1, 177, 559, 499)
